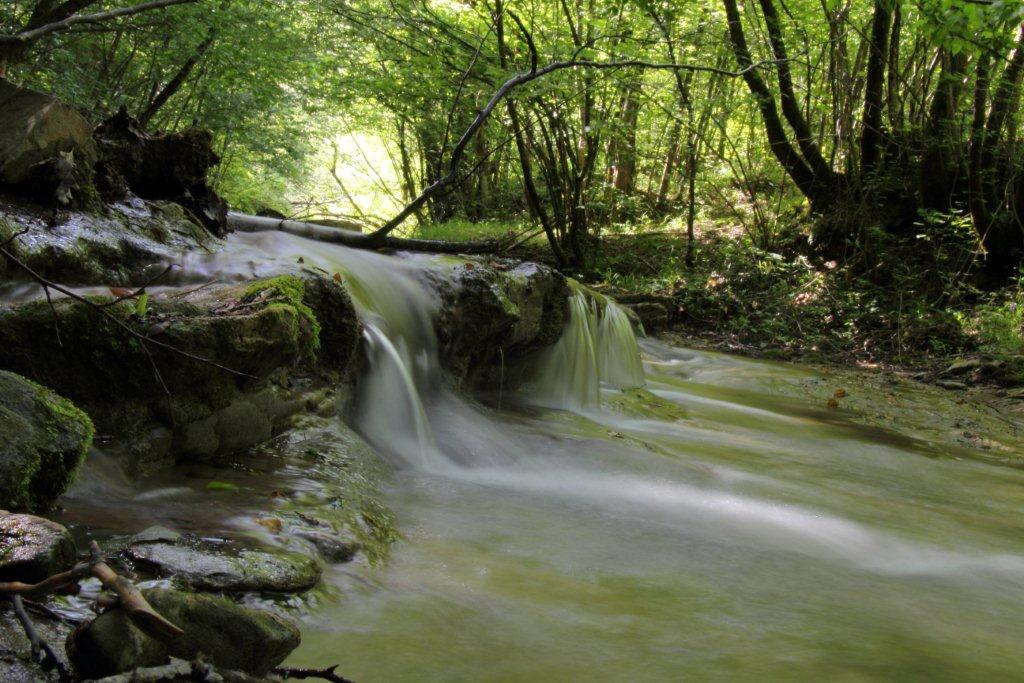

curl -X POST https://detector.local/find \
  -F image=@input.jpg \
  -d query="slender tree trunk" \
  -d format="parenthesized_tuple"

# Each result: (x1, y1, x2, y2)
(494, 0, 566, 266)
(722, 0, 824, 206)
(657, 117, 682, 207)
(757, 0, 833, 180)
(860, 0, 893, 176)
(138, 31, 214, 129)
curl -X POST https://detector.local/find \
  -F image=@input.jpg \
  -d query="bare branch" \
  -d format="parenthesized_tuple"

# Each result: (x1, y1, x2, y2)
(369, 57, 784, 241)
(0, 0, 196, 46)
(0, 242, 255, 380)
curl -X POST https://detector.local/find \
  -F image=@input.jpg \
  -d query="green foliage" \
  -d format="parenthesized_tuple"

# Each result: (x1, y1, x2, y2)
(969, 284, 1024, 355)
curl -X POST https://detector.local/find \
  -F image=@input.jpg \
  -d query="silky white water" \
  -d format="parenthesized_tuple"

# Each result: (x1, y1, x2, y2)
(178, 231, 1024, 680)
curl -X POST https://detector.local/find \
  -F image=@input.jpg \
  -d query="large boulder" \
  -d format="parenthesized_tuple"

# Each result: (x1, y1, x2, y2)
(67, 588, 300, 678)
(0, 81, 96, 187)
(0, 195, 215, 286)
(0, 371, 94, 512)
(428, 259, 569, 381)
(0, 511, 76, 582)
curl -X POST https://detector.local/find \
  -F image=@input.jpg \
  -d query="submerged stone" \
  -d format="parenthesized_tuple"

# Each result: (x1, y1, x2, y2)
(127, 542, 321, 592)
(291, 527, 360, 563)
(0, 370, 94, 512)
(67, 588, 300, 678)
(0, 511, 76, 582)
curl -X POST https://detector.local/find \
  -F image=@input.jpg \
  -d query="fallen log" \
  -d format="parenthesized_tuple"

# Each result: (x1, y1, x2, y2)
(227, 212, 502, 255)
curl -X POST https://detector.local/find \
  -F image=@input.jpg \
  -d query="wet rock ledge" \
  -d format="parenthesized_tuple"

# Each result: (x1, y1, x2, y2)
(0, 80, 575, 681)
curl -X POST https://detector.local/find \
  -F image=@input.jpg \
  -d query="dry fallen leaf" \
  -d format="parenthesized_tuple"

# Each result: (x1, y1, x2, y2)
(255, 517, 283, 533)
(834, 388, 847, 398)
(826, 398, 839, 409)
(333, 272, 344, 282)
(109, 287, 134, 298)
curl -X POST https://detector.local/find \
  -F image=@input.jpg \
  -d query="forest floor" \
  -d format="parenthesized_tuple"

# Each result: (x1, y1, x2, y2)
(406, 217, 1024, 394)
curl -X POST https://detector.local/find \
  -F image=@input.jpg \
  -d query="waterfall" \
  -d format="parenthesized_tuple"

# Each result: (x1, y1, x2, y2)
(182, 230, 646, 468)
(597, 298, 646, 390)
(357, 323, 447, 471)
(526, 287, 645, 411)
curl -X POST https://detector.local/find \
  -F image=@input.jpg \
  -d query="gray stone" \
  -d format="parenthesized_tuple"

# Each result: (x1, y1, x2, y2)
(0, 371, 94, 512)
(0, 81, 96, 185)
(292, 527, 360, 563)
(430, 258, 570, 380)
(128, 525, 182, 546)
(0, 511, 76, 582)
(67, 588, 300, 678)
(628, 302, 670, 333)
(127, 542, 321, 592)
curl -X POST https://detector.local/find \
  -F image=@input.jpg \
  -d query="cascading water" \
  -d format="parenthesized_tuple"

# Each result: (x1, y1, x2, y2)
(158, 230, 1024, 680)
(526, 286, 646, 411)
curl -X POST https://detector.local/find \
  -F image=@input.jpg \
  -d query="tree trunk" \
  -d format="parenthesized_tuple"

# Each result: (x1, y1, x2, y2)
(860, 0, 893, 176)
(722, 0, 826, 207)
(138, 31, 214, 129)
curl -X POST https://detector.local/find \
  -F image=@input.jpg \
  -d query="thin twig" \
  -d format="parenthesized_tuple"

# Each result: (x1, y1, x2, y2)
(9, 595, 72, 681)
(99, 263, 178, 307)
(0, 243, 255, 381)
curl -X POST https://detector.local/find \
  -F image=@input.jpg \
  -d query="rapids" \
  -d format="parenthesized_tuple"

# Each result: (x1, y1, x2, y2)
(60, 231, 1024, 679)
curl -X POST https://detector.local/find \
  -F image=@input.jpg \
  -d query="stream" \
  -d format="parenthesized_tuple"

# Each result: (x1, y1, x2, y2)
(60, 232, 1024, 680)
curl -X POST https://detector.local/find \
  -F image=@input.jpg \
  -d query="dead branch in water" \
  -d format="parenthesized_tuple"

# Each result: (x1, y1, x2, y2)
(0, 541, 183, 641)
(273, 663, 356, 683)
(8, 594, 72, 680)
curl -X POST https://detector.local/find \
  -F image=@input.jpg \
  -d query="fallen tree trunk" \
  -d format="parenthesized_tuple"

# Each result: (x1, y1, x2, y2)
(227, 212, 502, 255)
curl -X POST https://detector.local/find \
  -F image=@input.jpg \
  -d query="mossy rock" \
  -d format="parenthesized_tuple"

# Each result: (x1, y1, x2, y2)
(431, 259, 569, 382)
(0, 273, 361, 470)
(0, 371, 93, 512)
(67, 588, 300, 678)
(126, 541, 321, 593)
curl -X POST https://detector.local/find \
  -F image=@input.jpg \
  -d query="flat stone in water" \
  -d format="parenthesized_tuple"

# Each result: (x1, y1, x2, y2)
(0, 511, 76, 582)
(127, 542, 320, 592)
(127, 525, 181, 546)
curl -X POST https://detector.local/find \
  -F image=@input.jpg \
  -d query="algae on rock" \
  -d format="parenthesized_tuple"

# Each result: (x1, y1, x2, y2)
(0, 370, 93, 512)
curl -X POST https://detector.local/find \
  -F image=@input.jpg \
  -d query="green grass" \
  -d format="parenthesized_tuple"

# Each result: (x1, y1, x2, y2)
(403, 218, 530, 243)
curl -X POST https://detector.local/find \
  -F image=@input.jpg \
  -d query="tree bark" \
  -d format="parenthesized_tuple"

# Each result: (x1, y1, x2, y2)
(860, 0, 893, 176)
(757, 0, 833, 180)
(722, 0, 823, 206)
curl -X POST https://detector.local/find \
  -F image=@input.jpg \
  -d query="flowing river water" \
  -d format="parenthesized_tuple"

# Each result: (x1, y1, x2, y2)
(58, 231, 1024, 680)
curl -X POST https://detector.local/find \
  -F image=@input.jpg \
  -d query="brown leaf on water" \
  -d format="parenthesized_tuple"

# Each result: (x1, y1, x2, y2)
(834, 388, 847, 398)
(826, 398, 839, 409)
(255, 517, 283, 533)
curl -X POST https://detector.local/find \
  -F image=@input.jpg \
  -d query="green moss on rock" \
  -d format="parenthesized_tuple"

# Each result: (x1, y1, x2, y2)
(67, 588, 300, 678)
(0, 371, 93, 512)
(244, 275, 321, 359)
